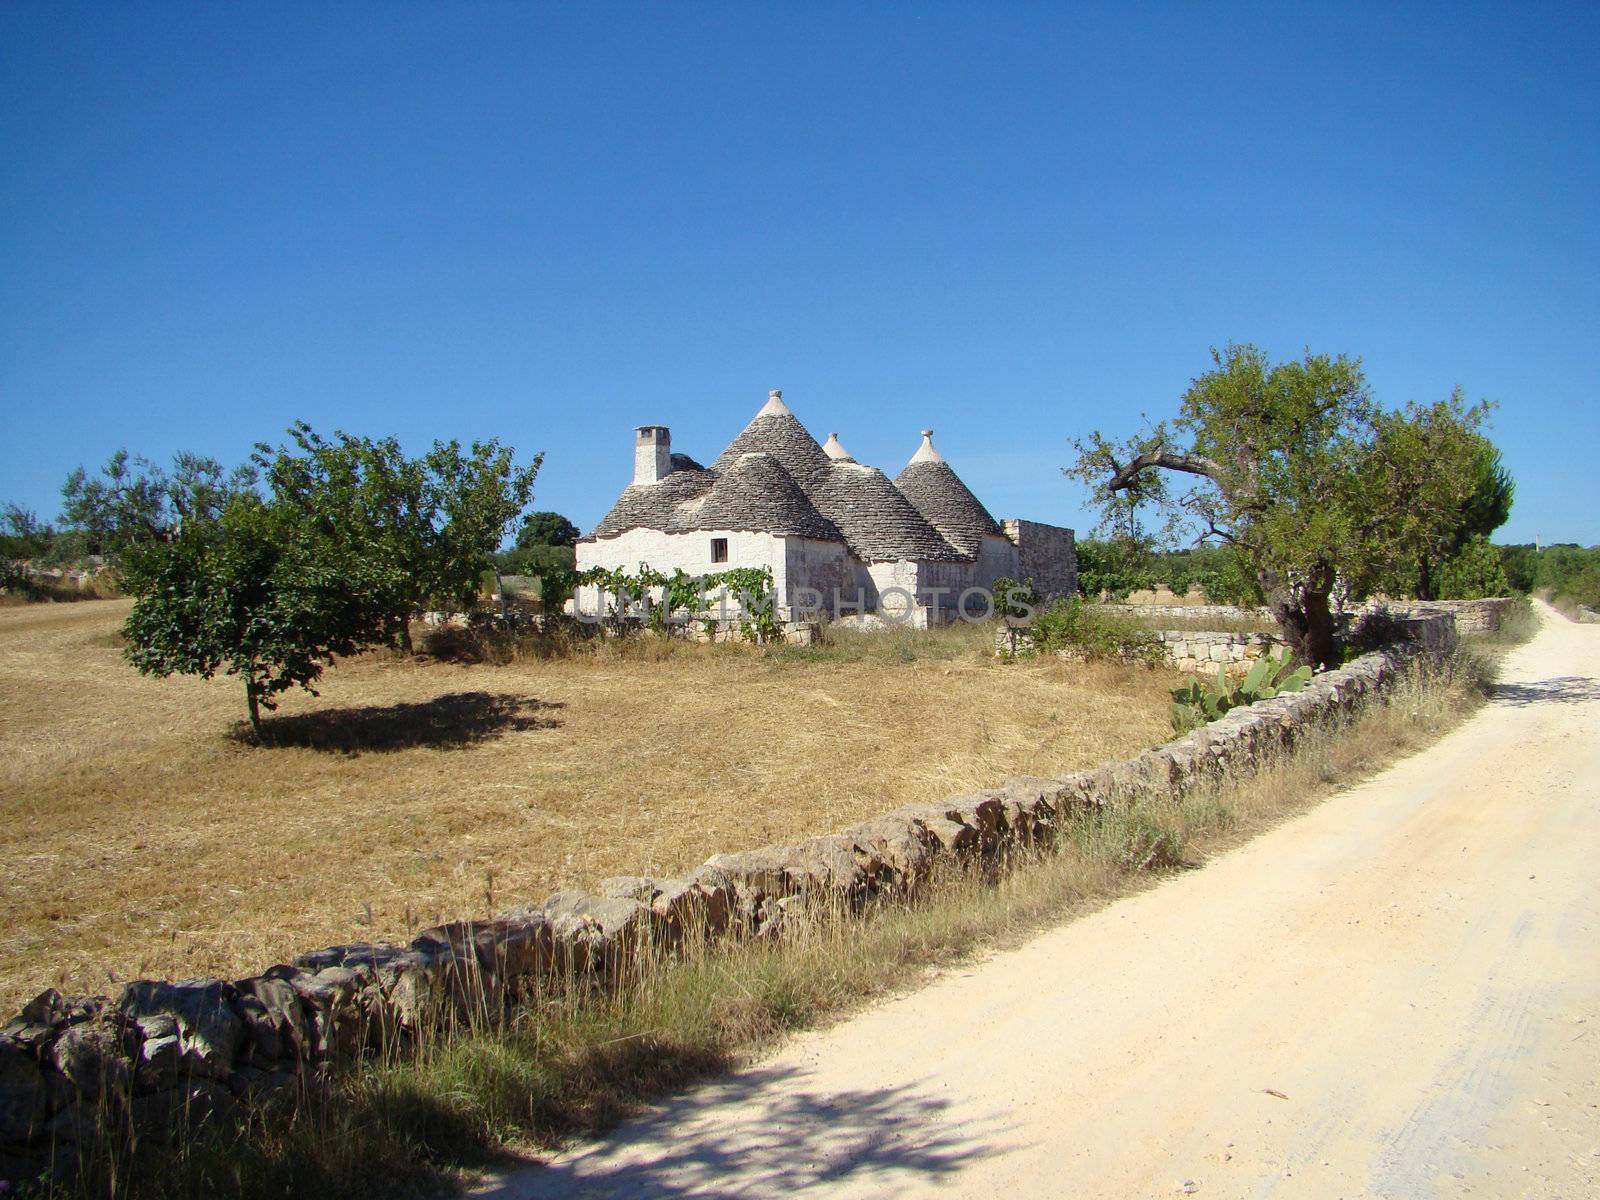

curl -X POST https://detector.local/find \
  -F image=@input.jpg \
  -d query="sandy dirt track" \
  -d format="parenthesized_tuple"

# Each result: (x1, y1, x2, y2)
(480, 604, 1600, 1199)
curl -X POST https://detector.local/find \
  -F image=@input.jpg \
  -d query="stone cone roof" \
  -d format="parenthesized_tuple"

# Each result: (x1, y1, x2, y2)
(694, 453, 841, 539)
(822, 433, 854, 462)
(814, 462, 966, 562)
(894, 435, 1003, 558)
(710, 405, 835, 494)
(589, 468, 717, 539)
(588, 393, 980, 563)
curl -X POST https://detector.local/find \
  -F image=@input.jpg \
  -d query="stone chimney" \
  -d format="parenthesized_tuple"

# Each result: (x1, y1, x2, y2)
(634, 425, 671, 485)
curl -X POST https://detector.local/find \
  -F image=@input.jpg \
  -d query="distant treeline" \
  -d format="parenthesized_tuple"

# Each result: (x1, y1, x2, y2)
(1496, 543, 1600, 610)
(1078, 537, 1599, 611)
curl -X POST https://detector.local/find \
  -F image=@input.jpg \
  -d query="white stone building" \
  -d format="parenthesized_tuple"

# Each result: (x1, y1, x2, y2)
(576, 390, 1076, 623)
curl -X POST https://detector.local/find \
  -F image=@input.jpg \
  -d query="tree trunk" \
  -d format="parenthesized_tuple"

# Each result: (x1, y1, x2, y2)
(1261, 564, 1340, 670)
(245, 678, 262, 742)
(1417, 552, 1435, 602)
(399, 617, 414, 656)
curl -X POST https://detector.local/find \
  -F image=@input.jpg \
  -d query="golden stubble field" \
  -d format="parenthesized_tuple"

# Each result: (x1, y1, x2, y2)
(0, 599, 1179, 1015)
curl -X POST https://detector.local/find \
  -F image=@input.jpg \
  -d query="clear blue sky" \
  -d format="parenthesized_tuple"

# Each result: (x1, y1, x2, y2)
(3, 3, 1596, 545)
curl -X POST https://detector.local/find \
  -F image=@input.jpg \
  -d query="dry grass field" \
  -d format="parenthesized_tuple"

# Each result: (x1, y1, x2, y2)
(0, 599, 1178, 1016)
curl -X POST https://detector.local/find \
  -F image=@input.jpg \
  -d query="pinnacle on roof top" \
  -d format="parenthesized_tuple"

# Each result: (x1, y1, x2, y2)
(758, 389, 792, 417)
(908, 429, 944, 465)
(821, 432, 854, 462)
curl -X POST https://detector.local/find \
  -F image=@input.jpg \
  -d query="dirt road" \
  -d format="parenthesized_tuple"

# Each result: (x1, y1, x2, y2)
(480, 604, 1600, 1199)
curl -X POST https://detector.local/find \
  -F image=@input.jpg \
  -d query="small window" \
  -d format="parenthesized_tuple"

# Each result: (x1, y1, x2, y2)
(711, 537, 729, 563)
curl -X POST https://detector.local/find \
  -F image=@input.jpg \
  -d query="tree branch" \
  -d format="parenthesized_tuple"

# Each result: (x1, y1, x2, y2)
(1106, 450, 1223, 492)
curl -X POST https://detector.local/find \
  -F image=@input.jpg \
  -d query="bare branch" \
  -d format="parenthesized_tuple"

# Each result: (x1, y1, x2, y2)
(1105, 450, 1223, 492)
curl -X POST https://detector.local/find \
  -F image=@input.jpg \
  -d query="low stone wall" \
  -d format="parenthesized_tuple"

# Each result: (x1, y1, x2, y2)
(0, 615, 1455, 1166)
(1373, 598, 1515, 634)
(1149, 629, 1283, 674)
(1102, 602, 1275, 624)
(1104, 598, 1516, 635)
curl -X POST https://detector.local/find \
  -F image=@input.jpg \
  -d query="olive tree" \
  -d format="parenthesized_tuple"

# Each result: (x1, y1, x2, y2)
(1069, 344, 1502, 667)
(61, 450, 258, 559)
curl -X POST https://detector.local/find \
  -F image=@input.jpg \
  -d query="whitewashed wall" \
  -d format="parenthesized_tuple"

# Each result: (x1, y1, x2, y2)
(576, 528, 780, 619)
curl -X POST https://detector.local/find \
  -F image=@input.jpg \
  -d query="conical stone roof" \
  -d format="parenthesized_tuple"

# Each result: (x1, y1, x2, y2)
(693, 453, 841, 539)
(814, 462, 966, 562)
(894, 431, 1003, 558)
(709, 392, 835, 494)
(588, 393, 980, 563)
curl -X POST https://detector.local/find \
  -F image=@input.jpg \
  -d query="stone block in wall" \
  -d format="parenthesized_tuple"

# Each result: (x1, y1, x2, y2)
(120, 979, 243, 1083)
(834, 814, 944, 891)
(885, 804, 981, 855)
(537, 892, 650, 976)
(234, 976, 311, 1068)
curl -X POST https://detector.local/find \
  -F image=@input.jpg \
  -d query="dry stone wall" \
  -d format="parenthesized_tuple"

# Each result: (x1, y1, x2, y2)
(1150, 629, 1282, 674)
(1373, 598, 1515, 634)
(0, 615, 1454, 1168)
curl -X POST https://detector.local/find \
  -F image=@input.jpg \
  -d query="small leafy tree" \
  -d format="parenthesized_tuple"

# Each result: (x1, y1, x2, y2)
(255, 424, 541, 652)
(120, 496, 387, 738)
(1, 505, 53, 560)
(1365, 391, 1513, 599)
(1074, 536, 1158, 601)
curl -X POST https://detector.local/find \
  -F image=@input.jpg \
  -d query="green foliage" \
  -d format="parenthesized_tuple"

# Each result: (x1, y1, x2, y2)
(1149, 544, 1262, 605)
(1169, 649, 1312, 733)
(495, 543, 576, 578)
(1363, 390, 1512, 598)
(991, 576, 1040, 622)
(550, 563, 782, 643)
(1434, 536, 1511, 600)
(60, 449, 259, 560)
(515, 510, 579, 550)
(1, 504, 53, 560)
(1028, 597, 1165, 664)
(1073, 536, 1156, 601)
(1491, 542, 1600, 608)
(1069, 343, 1507, 667)
(254, 423, 540, 648)
(1495, 543, 1539, 593)
(119, 495, 388, 737)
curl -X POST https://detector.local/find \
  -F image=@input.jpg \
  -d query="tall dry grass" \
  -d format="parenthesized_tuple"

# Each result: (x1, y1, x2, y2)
(21, 648, 1492, 1200)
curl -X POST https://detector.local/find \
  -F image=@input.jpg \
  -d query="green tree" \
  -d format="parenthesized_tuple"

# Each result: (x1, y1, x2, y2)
(1434, 536, 1512, 600)
(1, 505, 53, 560)
(1495, 543, 1539, 594)
(60, 450, 257, 560)
(1366, 391, 1513, 599)
(120, 495, 387, 739)
(254, 424, 541, 652)
(515, 510, 579, 550)
(1074, 536, 1157, 601)
(1069, 344, 1500, 667)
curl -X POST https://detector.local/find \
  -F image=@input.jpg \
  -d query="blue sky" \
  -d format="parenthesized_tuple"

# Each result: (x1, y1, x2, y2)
(3, 2, 1596, 545)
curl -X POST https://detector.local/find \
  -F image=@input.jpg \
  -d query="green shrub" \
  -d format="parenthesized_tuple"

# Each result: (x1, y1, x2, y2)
(1435, 536, 1511, 600)
(1028, 597, 1165, 664)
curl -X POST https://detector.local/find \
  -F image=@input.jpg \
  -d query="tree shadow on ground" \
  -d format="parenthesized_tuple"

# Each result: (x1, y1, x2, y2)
(475, 1062, 1014, 1200)
(240, 691, 564, 752)
(1490, 676, 1600, 708)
